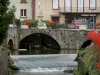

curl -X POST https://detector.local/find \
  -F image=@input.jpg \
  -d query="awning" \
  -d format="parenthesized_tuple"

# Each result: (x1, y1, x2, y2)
(81, 14, 96, 16)
(51, 14, 60, 17)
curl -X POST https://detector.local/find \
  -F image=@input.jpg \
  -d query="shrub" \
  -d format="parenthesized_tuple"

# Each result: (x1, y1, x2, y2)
(56, 24, 66, 28)
(0, 1, 16, 44)
(23, 20, 32, 26)
(22, 20, 38, 28)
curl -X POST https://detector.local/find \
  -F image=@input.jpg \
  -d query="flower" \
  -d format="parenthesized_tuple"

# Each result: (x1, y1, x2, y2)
(49, 21, 55, 26)
(96, 62, 100, 69)
(96, 22, 100, 26)
(24, 20, 32, 26)
(72, 21, 76, 25)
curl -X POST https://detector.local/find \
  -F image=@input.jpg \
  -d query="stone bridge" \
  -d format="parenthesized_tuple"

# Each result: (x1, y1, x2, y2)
(7, 28, 90, 54)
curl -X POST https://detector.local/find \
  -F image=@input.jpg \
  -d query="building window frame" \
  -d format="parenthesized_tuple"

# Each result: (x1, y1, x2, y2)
(89, 0, 96, 10)
(51, 16, 59, 24)
(64, 0, 72, 12)
(77, 0, 84, 12)
(20, 0, 27, 3)
(52, 0, 59, 10)
(20, 9, 27, 18)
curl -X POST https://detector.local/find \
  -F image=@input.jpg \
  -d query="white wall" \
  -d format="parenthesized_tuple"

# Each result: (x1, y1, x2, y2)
(9, 0, 32, 21)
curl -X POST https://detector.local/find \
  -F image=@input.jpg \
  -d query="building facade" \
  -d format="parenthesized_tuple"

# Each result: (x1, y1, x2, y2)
(10, 0, 100, 29)
(35, 0, 100, 29)
(9, 0, 33, 21)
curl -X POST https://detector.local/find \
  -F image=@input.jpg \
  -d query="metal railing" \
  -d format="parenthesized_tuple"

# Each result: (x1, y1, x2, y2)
(60, 7, 100, 13)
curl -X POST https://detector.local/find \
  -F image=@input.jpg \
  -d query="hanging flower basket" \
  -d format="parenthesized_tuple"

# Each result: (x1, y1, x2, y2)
(49, 21, 55, 26)
(49, 21, 56, 28)
(72, 21, 76, 25)
(24, 20, 32, 26)
(96, 22, 100, 26)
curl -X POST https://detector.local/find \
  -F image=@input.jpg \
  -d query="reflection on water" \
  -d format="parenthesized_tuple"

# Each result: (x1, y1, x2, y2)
(11, 54, 77, 75)
(19, 49, 77, 55)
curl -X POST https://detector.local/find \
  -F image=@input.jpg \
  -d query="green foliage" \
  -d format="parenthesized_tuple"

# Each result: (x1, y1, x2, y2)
(0, 0, 10, 15)
(74, 70, 82, 75)
(26, 20, 48, 28)
(21, 19, 66, 29)
(78, 50, 85, 57)
(42, 20, 49, 27)
(56, 24, 66, 28)
(76, 44, 100, 75)
(83, 45, 100, 75)
(21, 20, 38, 28)
(8, 58, 14, 75)
(31, 20, 38, 27)
(0, 0, 16, 44)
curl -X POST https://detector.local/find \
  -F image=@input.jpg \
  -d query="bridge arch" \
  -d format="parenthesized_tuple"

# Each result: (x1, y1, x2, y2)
(8, 39, 14, 54)
(19, 33, 61, 55)
(19, 29, 52, 41)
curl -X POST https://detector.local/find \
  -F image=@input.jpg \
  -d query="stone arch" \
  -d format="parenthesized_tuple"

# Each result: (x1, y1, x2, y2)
(8, 39, 14, 54)
(19, 29, 61, 48)
(19, 33, 61, 54)
(20, 29, 53, 41)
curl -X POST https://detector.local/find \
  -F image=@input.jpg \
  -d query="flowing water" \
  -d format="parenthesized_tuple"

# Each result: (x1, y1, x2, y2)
(11, 54, 78, 75)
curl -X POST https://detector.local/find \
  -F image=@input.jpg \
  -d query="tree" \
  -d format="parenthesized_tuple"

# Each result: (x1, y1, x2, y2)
(0, 0, 16, 44)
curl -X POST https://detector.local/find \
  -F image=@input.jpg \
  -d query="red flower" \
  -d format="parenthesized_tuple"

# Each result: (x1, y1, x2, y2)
(49, 21, 55, 26)
(87, 29, 100, 70)
(96, 62, 100, 69)
(24, 20, 32, 26)
(72, 21, 76, 25)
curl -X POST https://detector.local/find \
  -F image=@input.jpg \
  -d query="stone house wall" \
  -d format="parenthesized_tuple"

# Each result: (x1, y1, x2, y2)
(0, 47, 9, 75)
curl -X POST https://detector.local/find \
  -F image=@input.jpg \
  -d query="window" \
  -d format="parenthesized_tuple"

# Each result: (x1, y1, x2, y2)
(78, 0, 84, 12)
(20, 0, 27, 3)
(20, 9, 27, 17)
(52, 0, 59, 9)
(90, 0, 96, 9)
(51, 17, 59, 24)
(65, 0, 71, 12)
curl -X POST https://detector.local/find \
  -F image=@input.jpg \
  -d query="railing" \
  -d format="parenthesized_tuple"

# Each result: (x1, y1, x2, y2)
(60, 7, 100, 13)
(8, 24, 96, 30)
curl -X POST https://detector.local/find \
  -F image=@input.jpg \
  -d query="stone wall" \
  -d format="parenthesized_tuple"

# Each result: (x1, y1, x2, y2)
(8, 28, 90, 53)
(19, 29, 89, 49)
(0, 47, 9, 75)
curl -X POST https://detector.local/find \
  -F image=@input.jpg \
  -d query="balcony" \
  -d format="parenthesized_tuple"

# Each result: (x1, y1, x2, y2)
(59, 7, 100, 14)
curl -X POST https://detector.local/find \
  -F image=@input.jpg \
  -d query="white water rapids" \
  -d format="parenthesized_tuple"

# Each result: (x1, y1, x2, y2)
(11, 54, 78, 72)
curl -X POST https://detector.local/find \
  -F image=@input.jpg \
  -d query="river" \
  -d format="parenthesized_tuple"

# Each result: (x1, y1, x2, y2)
(11, 54, 78, 75)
